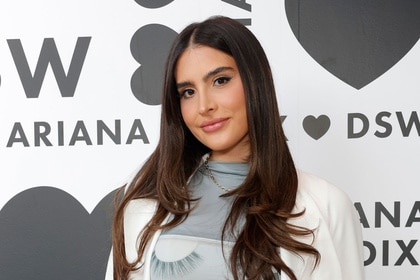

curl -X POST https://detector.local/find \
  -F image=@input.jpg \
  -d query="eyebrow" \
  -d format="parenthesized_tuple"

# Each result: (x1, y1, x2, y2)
(176, 66, 234, 89)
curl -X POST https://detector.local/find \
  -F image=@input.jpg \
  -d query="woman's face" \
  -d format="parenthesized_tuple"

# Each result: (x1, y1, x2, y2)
(175, 45, 249, 162)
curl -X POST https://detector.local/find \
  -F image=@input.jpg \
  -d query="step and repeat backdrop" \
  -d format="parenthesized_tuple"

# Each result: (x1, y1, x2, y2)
(0, 0, 419, 279)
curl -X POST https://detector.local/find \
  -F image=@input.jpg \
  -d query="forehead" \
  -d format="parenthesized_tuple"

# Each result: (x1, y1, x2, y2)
(174, 45, 237, 80)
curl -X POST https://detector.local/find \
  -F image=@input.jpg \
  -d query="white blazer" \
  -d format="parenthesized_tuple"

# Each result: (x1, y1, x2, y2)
(107, 170, 365, 280)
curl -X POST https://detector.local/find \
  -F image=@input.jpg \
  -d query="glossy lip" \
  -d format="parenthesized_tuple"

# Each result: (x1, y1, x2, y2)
(200, 117, 229, 133)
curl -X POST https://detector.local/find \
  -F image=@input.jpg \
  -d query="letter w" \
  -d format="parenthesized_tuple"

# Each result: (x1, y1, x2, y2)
(7, 37, 91, 98)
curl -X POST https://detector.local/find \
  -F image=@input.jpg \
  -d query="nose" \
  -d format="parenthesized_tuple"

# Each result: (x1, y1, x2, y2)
(198, 90, 215, 115)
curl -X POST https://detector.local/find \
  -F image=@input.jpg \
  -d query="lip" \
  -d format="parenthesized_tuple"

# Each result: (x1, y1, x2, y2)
(200, 118, 229, 133)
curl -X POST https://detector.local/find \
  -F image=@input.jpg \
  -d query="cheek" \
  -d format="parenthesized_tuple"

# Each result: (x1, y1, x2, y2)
(230, 86, 248, 128)
(180, 102, 194, 127)
(228, 85, 247, 114)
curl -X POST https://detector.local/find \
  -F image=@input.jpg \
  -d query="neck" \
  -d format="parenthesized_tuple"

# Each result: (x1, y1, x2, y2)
(209, 151, 249, 162)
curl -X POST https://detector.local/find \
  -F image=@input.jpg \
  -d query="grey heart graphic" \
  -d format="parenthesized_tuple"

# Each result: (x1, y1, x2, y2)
(303, 115, 331, 140)
(285, 0, 420, 89)
(0, 187, 117, 280)
(130, 24, 178, 105)
(134, 0, 174, 9)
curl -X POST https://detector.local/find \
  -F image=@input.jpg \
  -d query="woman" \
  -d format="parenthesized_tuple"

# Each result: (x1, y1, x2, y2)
(112, 16, 364, 280)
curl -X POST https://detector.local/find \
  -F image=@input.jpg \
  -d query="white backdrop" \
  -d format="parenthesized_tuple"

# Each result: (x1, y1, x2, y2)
(0, 0, 419, 279)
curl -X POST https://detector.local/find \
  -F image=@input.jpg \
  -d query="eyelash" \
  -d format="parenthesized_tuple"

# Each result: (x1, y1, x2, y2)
(151, 250, 203, 279)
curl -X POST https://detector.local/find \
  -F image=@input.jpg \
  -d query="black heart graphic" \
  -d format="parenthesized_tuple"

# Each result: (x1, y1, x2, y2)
(0, 187, 117, 280)
(285, 0, 420, 89)
(303, 115, 331, 140)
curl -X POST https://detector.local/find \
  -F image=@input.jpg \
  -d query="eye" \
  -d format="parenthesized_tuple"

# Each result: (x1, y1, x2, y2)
(179, 88, 195, 99)
(214, 76, 231, 86)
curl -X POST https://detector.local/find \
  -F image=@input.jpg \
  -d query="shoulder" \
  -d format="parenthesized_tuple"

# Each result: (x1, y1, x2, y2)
(125, 198, 158, 214)
(295, 170, 357, 228)
(296, 170, 354, 210)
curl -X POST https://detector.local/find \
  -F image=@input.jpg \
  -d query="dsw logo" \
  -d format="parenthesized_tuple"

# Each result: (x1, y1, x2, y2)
(4, 31, 176, 106)
(2, 1, 178, 104)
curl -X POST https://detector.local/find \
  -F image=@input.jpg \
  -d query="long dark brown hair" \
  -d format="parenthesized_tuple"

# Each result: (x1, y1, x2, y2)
(113, 16, 319, 280)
